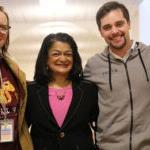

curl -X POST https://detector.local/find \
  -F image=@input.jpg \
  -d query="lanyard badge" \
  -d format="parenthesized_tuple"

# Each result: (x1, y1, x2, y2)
(0, 119, 14, 143)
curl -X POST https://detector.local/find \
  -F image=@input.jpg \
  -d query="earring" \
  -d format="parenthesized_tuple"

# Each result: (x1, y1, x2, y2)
(46, 65, 49, 70)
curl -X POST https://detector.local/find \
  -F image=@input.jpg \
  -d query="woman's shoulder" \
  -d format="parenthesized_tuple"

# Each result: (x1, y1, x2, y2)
(77, 80, 98, 99)
(78, 79, 97, 90)
(27, 81, 38, 89)
(27, 81, 48, 90)
(27, 80, 36, 85)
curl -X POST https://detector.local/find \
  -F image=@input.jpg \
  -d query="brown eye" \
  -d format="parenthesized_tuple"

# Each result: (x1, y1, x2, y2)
(116, 21, 125, 27)
(49, 52, 60, 57)
(102, 25, 112, 31)
(64, 52, 73, 57)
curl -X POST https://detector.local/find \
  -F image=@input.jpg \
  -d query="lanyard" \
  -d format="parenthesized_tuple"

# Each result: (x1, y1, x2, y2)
(0, 67, 8, 123)
(0, 66, 2, 89)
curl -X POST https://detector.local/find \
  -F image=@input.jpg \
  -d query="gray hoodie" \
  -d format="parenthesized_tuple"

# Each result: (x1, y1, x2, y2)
(84, 42, 150, 150)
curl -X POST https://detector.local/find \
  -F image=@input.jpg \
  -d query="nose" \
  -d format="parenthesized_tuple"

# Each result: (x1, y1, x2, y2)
(111, 26, 119, 34)
(59, 54, 67, 61)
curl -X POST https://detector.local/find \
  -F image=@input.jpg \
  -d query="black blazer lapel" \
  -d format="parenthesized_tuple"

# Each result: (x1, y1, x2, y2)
(37, 84, 58, 126)
(62, 82, 84, 129)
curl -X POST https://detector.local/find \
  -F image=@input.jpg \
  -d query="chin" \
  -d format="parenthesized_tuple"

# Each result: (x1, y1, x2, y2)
(56, 70, 70, 75)
(111, 41, 126, 50)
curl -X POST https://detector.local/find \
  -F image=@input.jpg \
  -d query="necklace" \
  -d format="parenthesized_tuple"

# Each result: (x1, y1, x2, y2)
(48, 81, 72, 101)
(55, 89, 66, 101)
(56, 94, 65, 101)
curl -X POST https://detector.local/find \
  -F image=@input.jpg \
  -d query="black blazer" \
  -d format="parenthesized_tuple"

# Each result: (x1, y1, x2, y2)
(25, 80, 99, 150)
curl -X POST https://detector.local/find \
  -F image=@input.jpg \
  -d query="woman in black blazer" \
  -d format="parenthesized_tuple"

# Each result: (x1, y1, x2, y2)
(25, 33, 99, 150)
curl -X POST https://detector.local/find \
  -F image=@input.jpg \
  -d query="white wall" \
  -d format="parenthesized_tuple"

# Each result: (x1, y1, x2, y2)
(0, 0, 143, 80)
(139, 0, 150, 45)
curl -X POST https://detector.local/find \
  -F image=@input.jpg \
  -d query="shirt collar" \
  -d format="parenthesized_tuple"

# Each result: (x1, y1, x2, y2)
(109, 40, 135, 62)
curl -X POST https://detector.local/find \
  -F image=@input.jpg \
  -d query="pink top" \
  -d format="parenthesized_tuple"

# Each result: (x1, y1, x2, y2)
(48, 86, 73, 127)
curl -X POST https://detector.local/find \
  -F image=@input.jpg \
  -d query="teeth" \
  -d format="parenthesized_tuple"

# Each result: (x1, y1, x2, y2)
(113, 36, 122, 41)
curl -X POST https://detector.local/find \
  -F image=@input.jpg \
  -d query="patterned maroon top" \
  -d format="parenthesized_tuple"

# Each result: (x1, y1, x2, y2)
(0, 58, 21, 150)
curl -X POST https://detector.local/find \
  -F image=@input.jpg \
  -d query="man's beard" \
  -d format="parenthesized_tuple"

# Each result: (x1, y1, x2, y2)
(110, 37, 126, 50)
(108, 32, 127, 50)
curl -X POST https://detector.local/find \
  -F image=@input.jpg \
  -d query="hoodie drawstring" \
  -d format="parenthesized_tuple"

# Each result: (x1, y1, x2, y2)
(108, 53, 112, 91)
(108, 43, 149, 91)
(138, 48, 149, 82)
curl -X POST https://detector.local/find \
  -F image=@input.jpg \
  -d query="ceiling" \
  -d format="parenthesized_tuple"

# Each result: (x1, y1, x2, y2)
(0, 0, 143, 80)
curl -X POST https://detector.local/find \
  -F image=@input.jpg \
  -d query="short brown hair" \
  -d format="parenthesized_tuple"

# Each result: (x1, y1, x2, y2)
(96, 1, 130, 30)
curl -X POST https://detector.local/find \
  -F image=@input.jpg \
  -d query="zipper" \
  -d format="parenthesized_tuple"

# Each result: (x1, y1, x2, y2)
(124, 62, 133, 150)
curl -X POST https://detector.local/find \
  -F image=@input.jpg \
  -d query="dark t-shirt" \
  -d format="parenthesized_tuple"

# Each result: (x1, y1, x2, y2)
(0, 58, 21, 150)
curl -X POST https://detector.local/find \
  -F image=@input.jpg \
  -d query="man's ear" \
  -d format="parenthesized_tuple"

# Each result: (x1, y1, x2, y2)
(127, 20, 131, 30)
(99, 28, 104, 38)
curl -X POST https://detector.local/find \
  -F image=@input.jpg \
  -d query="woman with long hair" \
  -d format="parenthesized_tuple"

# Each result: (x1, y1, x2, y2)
(26, 32, 99, 150)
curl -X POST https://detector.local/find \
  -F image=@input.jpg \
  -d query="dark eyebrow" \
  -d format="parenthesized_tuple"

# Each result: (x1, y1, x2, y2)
(102, 24, 112, 30)
(50, 49, 72, 52)
(115, 20, 125, 24)
(103, 24, 111, 28)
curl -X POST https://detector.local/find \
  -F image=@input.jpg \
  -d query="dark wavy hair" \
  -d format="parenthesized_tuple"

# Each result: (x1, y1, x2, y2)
(96, 1, 130, 30)
(34, 32, 83, 85)
(0, 6, 10, 52)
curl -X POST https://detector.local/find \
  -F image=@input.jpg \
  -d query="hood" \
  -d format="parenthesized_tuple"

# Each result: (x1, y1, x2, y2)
(96, 41, 150, 91)
(98, 42, 148, 62)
